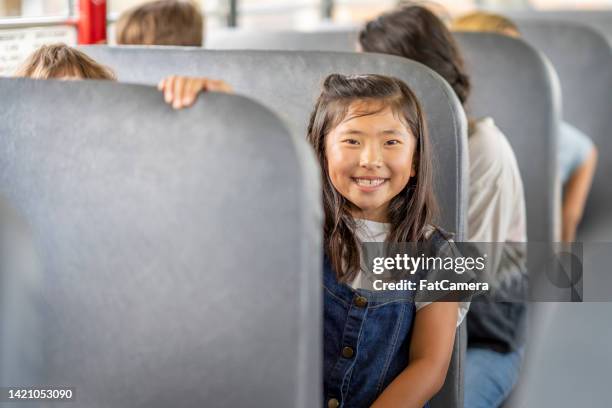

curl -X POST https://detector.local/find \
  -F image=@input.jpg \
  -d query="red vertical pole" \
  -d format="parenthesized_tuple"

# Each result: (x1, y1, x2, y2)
(78, 0, 107, 44)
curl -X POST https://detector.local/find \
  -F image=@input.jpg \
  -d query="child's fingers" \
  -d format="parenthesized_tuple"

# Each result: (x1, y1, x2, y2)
(160, 76, 233, 109)
(218, 80, 233, 93)
(182, 79, 202, 107)
(204, 79, 233, 94)
(172, 77, 188, 109)
(163, 76, 176, 104)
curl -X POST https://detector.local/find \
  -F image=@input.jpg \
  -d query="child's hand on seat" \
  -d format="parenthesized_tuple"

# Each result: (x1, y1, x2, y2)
(157, 76, 233, 109)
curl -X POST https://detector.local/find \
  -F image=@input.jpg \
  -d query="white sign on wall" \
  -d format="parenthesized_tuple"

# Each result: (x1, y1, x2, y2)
(0, 26, 77, 76)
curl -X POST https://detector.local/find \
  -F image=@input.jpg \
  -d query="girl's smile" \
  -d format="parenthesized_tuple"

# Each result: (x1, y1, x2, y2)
(352, 176, 390, 192)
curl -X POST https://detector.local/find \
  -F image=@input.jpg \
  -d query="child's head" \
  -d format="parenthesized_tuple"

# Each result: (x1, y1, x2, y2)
(359, 5, 470, 106)
(452, 11, 521, 38)
(14, 43, 116, 80)
(116, 0, 204, 46)
(307, 73, 437, 281)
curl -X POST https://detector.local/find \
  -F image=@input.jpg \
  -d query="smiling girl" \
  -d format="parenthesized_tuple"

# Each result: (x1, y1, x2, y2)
(308, 74, 472, 408)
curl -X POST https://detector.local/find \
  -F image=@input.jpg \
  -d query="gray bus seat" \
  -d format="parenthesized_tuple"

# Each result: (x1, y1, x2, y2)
(455, 32, 561, 288)
(494, 20, 612, 406)
(512, 20, 612, 241)
(508, 10, 612, 46)
(207, 28, 358, 51)
(453, 32, 563, 408)
(81, 46, 469, 408)
(0, 78, 322, 408)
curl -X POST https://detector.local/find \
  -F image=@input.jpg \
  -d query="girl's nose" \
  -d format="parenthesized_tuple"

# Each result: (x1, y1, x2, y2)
(359, 144, 383, 168)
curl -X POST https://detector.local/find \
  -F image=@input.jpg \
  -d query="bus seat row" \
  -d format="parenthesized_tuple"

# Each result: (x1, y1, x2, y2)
(77, 52, 471, 408)
(0, 49, 469, 406)
(509, 20, 612, 238)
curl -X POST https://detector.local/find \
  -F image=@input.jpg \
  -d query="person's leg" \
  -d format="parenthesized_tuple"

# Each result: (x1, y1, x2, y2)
(464, 347, 524, 408)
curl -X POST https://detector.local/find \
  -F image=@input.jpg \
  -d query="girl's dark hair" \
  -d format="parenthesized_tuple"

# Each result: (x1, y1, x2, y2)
(359, 5, 471, 106)
(307, 73, 437, 282)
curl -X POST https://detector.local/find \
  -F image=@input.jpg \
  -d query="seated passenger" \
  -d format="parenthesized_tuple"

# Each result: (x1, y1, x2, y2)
(452, 10, 598, 242)
(15, 43, 231, 109)
(14, 43, 116, 80)
(308, 73, 473, 407)
(360, 6, 528, 408)
(116, 0, 204, 47)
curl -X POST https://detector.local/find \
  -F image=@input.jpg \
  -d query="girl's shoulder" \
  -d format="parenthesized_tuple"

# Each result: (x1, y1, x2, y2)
(468, 117, 523, 187)
(468, 116, 500, 136)
(468, 117, 509, 156)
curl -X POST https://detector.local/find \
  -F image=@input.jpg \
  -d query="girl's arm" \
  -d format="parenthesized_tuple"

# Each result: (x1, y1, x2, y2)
(157, 76, 233, 109)
(562, 147, 598, 242)
(370, 302, 458, 408)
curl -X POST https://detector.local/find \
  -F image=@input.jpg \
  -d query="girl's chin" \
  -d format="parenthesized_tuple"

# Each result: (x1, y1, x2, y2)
(348, 204, 389, 223)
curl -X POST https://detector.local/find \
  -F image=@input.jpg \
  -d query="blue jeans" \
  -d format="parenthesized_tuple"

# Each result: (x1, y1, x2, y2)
(464, 347, 524, 408)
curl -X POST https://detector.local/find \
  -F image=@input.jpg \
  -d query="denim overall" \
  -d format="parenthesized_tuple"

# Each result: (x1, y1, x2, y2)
(322, 231, 451, 407)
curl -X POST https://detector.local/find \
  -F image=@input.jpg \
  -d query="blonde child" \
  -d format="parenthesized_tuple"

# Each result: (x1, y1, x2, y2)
(15, 43, 231, 109)
(15, 43, 115, 80)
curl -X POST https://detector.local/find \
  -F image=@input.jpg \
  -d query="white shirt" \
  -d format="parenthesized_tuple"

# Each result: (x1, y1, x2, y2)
(468, 117, 527, 284)
(350, 218, 469, 327)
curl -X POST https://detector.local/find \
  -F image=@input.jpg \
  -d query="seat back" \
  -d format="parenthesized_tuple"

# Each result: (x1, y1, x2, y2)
(82, 46, 469, 408)
(0, 78, 322, 408)
(507, 10, 612, 46)
(455, 32, 561, 260)
(207, 28, 359, 51)
(512, 20, 612, 233)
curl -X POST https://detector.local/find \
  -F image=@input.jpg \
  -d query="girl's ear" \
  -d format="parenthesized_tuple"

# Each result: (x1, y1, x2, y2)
(411, 166, 417, 178)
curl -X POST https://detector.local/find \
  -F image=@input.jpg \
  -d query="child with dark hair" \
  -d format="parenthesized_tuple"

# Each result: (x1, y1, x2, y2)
(308, 73, 473, 407)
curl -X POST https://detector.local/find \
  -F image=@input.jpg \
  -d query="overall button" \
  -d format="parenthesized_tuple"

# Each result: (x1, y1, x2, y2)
(328, 398, 340, 408)
(342, 346, 354, 358)
(354, 296, 368, 308)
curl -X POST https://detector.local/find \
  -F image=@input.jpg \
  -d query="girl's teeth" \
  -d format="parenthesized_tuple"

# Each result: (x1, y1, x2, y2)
(355, 178, 385, 186)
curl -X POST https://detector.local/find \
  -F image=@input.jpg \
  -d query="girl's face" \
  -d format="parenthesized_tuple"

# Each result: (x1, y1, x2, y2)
(325, 100, 417, 223)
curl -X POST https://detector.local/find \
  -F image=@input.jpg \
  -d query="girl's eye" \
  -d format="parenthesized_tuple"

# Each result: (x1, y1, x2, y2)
(385, 139, 401, 146)
(343, 139, 360, 145)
